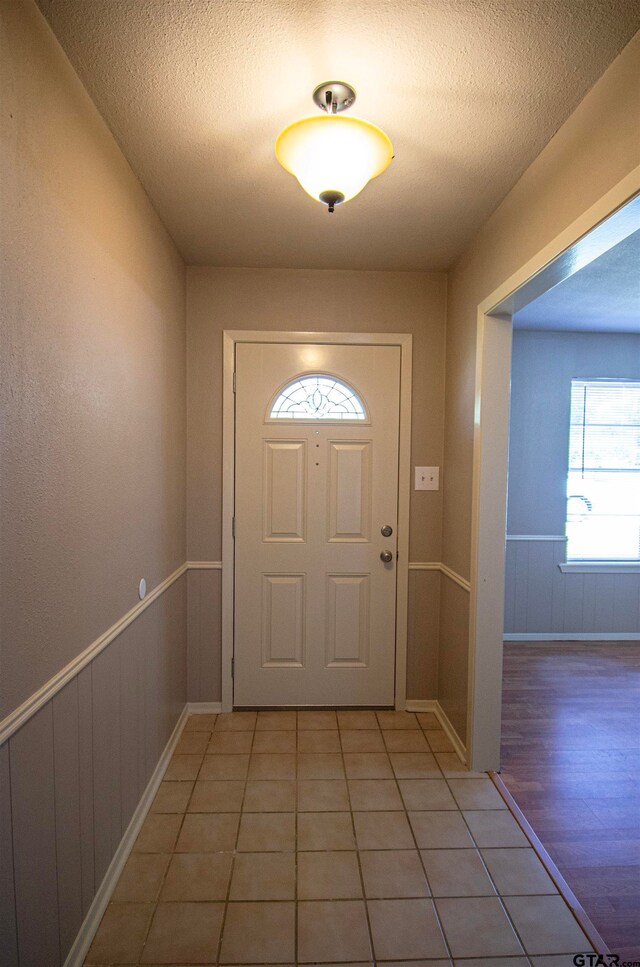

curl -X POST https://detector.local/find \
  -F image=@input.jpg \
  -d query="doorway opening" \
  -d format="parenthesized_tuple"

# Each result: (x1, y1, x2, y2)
(468, 183, 640, 773)
(470, 188, 640, 955)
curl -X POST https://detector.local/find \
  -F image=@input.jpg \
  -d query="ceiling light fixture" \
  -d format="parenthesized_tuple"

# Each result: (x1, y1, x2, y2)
(275, 81, 393, 213)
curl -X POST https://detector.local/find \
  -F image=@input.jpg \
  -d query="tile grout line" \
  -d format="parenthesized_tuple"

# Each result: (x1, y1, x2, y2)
(439, 759, 520, 960)
(419, 712, 537, 963)
(134, 719, 210, 965)
(215, 711, 256, 966)
(450, 791, 534, 964)
(490, 769, 608, 957)
(410, 713, 456, 964)
(339, 713, 376, 967)
(444, 761, 544, 964)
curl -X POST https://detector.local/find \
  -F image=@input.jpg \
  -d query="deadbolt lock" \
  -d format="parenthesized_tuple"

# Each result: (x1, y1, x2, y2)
(381, 524, 393, 537)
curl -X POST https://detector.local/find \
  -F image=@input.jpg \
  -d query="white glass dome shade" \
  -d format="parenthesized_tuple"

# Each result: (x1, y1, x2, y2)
(275, 113, 393, 208)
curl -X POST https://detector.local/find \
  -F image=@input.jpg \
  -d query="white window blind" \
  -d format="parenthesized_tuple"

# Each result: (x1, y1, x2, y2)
(566, 379, 640, 561)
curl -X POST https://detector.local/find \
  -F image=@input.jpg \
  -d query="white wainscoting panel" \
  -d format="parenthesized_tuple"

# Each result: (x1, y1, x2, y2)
(504, 537, 640, 636)
(1, 574, 188, 967)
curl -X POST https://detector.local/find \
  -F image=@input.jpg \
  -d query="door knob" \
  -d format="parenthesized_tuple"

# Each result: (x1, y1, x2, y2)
(381, 524, 393, 537)
(380, 550, 393, 563)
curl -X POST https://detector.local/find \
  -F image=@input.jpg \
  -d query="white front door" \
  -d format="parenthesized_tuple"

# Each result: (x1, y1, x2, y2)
(234, 342, 401, 706)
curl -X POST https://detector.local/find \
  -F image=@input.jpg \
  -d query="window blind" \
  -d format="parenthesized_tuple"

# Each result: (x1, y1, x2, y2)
(567, 379, 640, 561)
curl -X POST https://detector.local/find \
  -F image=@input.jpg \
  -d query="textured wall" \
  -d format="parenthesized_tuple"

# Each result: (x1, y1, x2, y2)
(0, 3, 189, 963)
(0, 0, 187, 720)
(187, 568, 222, 702)
(186, 267, 447, 700)
(444, 32, 640, 582)
(407, 569, 441, 700)
(505, 330, 640, 636)
(439, 32, 640, 743)
(437, 578, 469, 739)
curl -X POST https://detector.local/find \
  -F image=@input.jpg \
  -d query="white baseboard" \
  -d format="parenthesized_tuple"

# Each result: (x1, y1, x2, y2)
(406, 699, 468, 765)
(186, 701, 223, 714)
(433, 701, 468, 765)
(63, 705, 189, 967)
(405, 699, 438, 712)
(504, 632, 640, 641)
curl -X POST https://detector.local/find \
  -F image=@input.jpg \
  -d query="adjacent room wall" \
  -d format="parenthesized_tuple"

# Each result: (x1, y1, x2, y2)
(186, 267, 447, 702)
(0, 2, 187, 964)
(505, 330, 640, 637)
(440, 32, 640, 742)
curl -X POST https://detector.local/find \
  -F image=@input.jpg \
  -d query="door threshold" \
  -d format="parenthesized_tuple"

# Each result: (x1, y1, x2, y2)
(232, 704, 395, 711)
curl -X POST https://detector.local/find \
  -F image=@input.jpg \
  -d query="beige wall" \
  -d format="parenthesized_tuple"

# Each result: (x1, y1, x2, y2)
(186, 267, 447, 699)
(0, 0, 187, 719)
(440, 32, 640, 741)
(5, 0, 636, 742)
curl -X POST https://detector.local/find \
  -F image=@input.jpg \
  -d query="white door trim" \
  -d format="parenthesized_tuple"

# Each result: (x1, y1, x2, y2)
(467, 166, 640, 772)
(222, 330, 413, 713)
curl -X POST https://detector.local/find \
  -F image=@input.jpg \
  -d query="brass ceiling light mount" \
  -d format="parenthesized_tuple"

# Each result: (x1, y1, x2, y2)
(275, 81, 393, 214)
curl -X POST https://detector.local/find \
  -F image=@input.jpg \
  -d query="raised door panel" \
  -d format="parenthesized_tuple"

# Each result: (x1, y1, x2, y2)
(263, 441, 306, 542)
(327, 442, 371, 542)
(326, 574, 370, 667)
(262, 574, 305, 667)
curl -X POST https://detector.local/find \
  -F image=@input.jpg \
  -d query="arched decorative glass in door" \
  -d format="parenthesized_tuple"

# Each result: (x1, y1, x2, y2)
(268, 374, 367, 421)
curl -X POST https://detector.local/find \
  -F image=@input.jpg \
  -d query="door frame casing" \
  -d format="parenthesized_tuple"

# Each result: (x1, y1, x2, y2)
(222, 330, 413, 713)
(467, 167, 640, 772)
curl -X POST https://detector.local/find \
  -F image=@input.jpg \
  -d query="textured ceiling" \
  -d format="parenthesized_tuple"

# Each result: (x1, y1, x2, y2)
(38, 0, 640, 270)
(514, 229, 640, 333)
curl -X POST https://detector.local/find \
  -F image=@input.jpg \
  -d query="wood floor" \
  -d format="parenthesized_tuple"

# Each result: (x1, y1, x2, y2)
(501, 640, 640, 961)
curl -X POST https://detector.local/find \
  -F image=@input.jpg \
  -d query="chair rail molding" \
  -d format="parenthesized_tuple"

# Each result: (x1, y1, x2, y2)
(3, 557, 474, 746)
(506, 534, 567, 541)
(409, 561, 471, 592)
(0, 563, 188, 746)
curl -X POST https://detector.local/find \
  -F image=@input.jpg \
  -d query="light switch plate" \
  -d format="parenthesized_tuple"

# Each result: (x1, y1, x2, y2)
(415, 466, 439, 490)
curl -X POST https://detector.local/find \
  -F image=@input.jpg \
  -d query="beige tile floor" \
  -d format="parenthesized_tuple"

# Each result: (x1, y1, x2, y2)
(85, 709, 594, 966)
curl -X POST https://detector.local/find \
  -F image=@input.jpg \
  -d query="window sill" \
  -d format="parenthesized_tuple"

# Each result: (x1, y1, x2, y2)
(558, 561, 640, 573)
